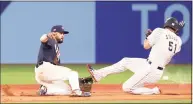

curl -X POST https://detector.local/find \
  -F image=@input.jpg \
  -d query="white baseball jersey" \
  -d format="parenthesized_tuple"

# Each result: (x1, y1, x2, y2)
(147, 28, 182, 67)
(91, 28, 183, 95)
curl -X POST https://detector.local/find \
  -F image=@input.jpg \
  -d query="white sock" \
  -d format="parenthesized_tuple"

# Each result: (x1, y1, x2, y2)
(68, 71, 80, 91)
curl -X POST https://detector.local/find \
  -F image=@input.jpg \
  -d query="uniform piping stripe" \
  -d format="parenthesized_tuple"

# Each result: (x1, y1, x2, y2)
(130, 72, 151, 88)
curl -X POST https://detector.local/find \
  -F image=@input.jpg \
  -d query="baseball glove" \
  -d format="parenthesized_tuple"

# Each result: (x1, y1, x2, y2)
(145, 29, 152, 38)
(79, 76, 93, 94)
(178, 21, 185, 30)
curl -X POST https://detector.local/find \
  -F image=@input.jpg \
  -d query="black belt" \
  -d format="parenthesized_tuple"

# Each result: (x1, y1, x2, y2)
(147, 59, 163, 70)
(36, 61, 56, 68)
(36, 61, 43, 68)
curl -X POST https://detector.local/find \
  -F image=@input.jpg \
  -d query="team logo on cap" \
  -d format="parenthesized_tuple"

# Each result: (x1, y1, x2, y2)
(61, 26, 64, 29)
(53, 29, 56, 31)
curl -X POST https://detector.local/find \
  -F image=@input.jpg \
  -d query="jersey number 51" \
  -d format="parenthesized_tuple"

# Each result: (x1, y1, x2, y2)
(168, 41, 177, 53)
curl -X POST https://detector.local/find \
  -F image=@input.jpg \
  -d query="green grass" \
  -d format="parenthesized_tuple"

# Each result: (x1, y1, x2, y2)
(1, 64, 192, 84)
(161, 65, 192, 83)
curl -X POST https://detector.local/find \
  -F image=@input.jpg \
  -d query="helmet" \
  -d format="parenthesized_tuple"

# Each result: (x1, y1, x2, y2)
(164, 17, 179, 32)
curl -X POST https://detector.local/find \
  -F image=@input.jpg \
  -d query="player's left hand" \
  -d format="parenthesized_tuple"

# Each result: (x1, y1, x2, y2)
(79, 76, 93, 95)
(145, 29, 152, 38)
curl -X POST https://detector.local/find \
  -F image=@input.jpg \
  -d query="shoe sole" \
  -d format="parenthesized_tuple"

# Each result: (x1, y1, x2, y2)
(69, 94, 82, 97)
(86, 64, 98, 82)
(69, 95, 90, 97)
(69, 92, 91, 97)
(38, 90, 46, 96)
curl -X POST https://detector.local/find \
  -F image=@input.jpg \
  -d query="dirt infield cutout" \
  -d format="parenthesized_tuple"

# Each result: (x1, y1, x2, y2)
(1, 84, 191, 103)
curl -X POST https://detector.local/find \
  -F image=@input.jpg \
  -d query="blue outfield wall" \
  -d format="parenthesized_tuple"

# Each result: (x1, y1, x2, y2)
(96, 1, 192, 64)
(0, 1, 192, 64)
(1, 2, 96, 64)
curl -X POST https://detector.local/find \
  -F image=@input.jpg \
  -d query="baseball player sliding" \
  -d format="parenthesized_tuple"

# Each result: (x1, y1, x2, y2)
(35, 25, 93, 97)
(87, 17, 185, 95)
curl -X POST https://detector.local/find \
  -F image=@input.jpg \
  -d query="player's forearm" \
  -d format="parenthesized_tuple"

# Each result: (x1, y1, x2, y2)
(40, 34, 49, 43)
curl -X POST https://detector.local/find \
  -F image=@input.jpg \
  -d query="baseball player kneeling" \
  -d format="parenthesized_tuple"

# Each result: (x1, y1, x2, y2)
(87, 17, 185, 95)
(35, 25, 93, 97)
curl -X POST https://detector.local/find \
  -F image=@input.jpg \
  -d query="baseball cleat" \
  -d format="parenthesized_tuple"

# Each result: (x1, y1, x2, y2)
(153, 87, 161, 95)
(69, 89, 91, 97)
(86, 64, 98, 82)
(37, 85, 47, 96)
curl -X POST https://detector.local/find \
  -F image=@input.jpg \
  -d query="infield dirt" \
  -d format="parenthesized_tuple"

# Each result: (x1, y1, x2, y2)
(1, 84, 191, 103)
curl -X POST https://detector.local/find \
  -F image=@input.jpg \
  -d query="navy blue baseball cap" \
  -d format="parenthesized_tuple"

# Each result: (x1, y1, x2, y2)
(51, 25, 69, 34)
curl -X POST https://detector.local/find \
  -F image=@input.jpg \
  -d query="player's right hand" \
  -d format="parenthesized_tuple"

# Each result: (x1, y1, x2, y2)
(47, 33, 55, 39)
(145, 29, 152, 38)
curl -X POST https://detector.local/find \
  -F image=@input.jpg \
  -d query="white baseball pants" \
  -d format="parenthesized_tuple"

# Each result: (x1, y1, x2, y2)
(35, 62, 80, 95)
(94, 57, 164, 95)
